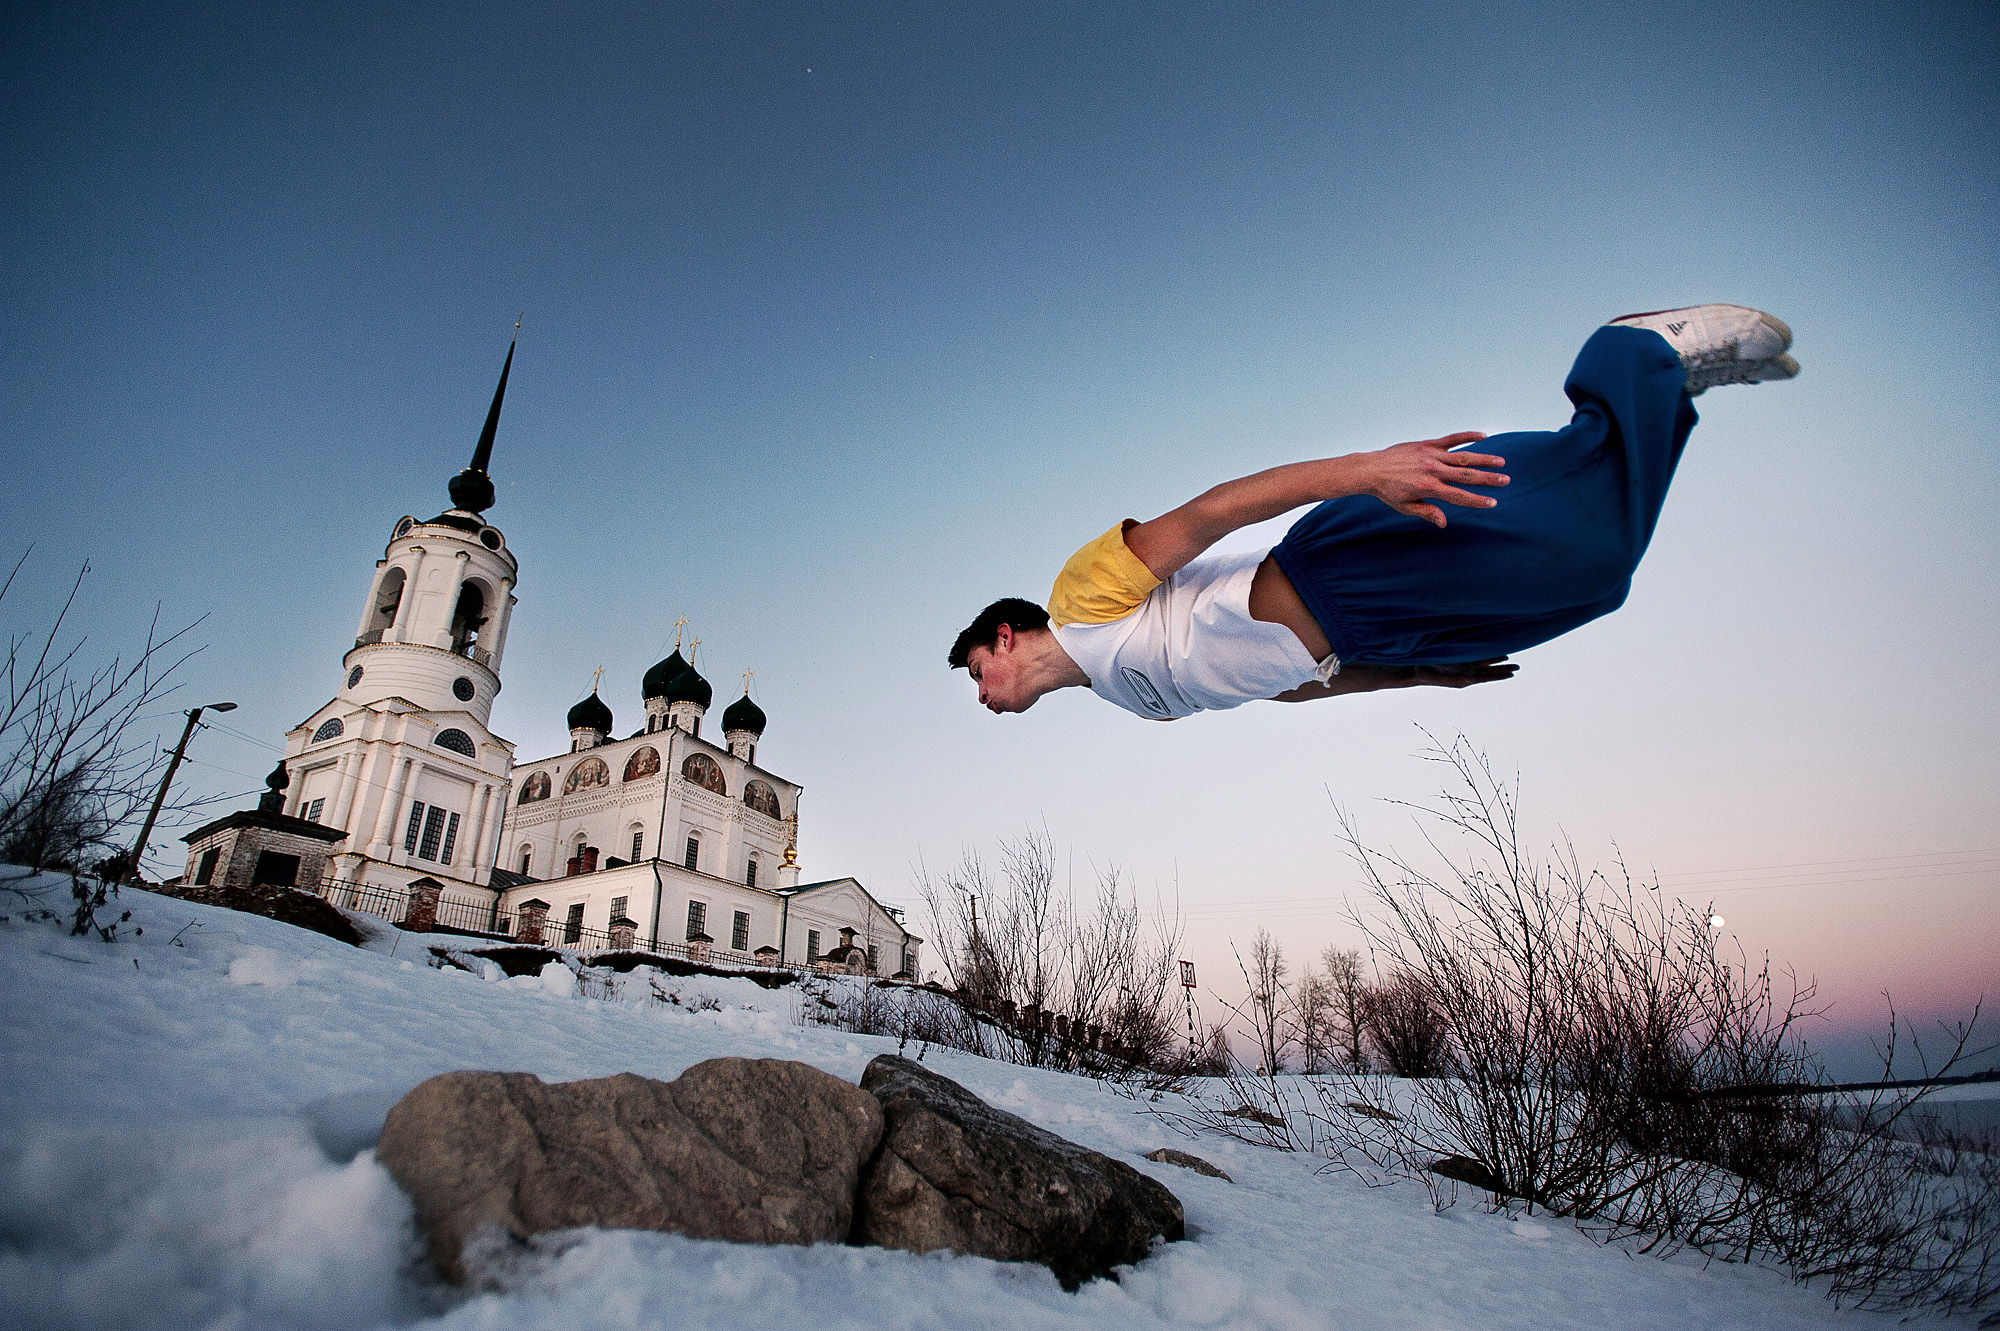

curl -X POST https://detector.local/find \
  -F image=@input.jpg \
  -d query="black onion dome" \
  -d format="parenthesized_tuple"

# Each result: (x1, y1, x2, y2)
(722, 691, 767, 735)
(667, 661, 712, 708)
(641, 650, 689, 701)
(566, 691, 613, 733)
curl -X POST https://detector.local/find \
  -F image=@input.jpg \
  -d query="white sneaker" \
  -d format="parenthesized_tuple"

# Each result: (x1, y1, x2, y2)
(1609, 304, 1796, 394)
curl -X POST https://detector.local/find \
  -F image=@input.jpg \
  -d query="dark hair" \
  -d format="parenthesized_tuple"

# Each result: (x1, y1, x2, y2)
(948, 598, 1050, 669)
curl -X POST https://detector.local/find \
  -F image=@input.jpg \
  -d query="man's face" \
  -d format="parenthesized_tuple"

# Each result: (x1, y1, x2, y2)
(965, 626, 1036, 714)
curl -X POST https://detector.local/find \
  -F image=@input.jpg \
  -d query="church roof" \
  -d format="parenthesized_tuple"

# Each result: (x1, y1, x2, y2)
(567, 690, 613, 733)
(642, 649, 689, 701)
(721, 690, 766, 735)
(445, 335, 513, 515)
(666, 660, 712, 708)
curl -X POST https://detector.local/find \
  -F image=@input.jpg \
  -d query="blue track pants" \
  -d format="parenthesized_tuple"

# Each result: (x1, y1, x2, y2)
(1271, 325, 1698, 666)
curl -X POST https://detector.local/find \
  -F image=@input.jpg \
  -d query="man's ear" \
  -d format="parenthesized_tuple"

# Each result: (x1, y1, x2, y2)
(994, 623, 1015, 652)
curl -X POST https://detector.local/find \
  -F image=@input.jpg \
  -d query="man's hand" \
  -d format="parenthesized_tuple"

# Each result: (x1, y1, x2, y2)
(1269, 657, 1518, 702)
(1128, 430, 1509, 582)
(1362, 432, 1508, 528)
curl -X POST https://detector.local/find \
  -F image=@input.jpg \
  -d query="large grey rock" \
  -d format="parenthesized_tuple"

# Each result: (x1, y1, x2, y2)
(376, 1058, 883, 1283)
(854, 1055, 1183, 1288)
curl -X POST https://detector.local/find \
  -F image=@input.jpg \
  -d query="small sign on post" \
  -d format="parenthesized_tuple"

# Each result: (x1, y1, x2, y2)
(1179, 960, 1197, 989)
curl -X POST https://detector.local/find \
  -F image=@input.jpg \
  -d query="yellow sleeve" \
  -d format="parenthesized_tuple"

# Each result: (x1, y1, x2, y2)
(1048, 520, 1163, 627)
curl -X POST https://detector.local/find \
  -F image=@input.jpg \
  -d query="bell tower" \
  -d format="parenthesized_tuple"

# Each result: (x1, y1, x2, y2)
(345, 338, 520, 723)
(278, 335, 524, 915)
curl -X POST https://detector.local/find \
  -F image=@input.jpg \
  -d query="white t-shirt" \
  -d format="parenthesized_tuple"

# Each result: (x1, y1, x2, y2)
(1051, 546, 1328, 720)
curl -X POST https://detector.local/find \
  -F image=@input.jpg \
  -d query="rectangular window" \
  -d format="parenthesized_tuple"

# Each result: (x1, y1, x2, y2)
(631, 831, 644, 861)
(686, 900, 707, 940)
(744, 858, 758, 888)
(683, 836, 699, 870)
(252, 851, 301, 887)
(806, 929, 821, 962)
(404, 801, 426, 853)
(417, 806, 447, 861)
(194, 847, 220, 886)
(303, 798, 325, 824)
(731, 910, 750, 951)
(564, 902, 584, 944)
(866, 945, 878, 974)
(609, 896, 628, 925)
(439, 811, 461, 865)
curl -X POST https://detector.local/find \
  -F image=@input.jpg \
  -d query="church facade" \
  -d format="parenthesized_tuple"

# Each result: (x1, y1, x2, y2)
(206, 339, 920, 977)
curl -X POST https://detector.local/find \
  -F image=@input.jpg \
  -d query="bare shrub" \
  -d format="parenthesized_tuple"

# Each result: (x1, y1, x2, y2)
(0, 555, 205, 936)
(1154, 737, 1996, 1317)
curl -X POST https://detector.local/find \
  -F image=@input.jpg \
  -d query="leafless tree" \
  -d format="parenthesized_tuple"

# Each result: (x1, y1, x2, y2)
(1240, 929, 1291, 1074)
(1290, 961, 1337, 1074)
(915, 828, 1184, 1074)
(1321, 945, 1371, 1072)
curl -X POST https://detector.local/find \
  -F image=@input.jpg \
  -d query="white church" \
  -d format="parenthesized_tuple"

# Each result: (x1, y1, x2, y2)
(180, 340, 920, 978)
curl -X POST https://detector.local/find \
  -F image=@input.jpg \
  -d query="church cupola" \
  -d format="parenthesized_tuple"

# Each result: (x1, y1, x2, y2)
(722, 681, 766, 763)
(567, 689, 613, 751)
(666, 658, 711, 736)
(641, 648, 689, 734)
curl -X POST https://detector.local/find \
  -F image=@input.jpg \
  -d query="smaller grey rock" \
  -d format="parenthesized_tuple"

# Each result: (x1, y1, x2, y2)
(855, 1055, 1184, 1288)
(377, 1059, 883, 1283)
(1429, 1154, 1504, 1192)
(1221, 1104, 1286, 1128)
(1143, 1147, 1232, 1181)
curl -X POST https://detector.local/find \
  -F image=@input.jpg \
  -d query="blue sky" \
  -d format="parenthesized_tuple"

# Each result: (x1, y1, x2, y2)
(6, 1, 1995, 1074)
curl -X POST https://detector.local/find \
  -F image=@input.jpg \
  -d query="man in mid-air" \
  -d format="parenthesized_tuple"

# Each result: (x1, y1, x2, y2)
(949, 305, 1798, 721)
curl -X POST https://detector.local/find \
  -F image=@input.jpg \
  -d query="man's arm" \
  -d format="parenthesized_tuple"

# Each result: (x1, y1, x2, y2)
(1268, 658, 1519, 703)
(1123, 432, 1506, 581)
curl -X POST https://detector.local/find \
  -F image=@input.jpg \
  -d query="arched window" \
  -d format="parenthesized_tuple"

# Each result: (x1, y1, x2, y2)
(564, 756, 610, 794)
(681, 752, 726, 795)
(516, 771, 551, 804)
(518, 846, 532, 876)
(435, 728, 476, 757)
(745, 856, 759, 889)
(367, 567, 406, 636)
(312, 718, 344, 743)
(451, 579, 489, 657)
(743, 779, 781, 818)
(623, 746, 661, 781)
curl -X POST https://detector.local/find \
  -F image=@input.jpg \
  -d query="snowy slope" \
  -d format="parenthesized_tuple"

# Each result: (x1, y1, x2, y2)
(0, 876, 1926, 1330)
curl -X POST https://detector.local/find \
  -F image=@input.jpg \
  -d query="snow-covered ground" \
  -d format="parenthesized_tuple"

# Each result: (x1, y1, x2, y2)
(0, 874, 1944, 1330)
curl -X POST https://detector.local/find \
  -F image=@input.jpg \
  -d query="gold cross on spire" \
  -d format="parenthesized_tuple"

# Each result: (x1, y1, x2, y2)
(688, 636, 702, 665)
(590, 664, 606, 693)
(741, 668, 755, 694)
(671, 615, 689, 649)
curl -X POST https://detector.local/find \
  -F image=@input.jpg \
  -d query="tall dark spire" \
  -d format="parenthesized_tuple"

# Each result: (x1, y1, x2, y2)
(448, 324, 517, 514)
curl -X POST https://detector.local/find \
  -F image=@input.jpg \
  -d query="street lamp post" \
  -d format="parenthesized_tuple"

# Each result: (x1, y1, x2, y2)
(126, 701, 237, 883)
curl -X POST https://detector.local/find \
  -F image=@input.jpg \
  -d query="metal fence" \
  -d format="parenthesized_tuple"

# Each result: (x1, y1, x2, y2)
(310, 876, 828, 972)
(316, 878, 411, 924)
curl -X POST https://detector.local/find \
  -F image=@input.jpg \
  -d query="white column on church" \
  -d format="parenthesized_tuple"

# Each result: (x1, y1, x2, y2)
(446, 550, 470, 654)
(489, 590, 517, 671)
(464, 782, 493, 877)
(371, 755, 415, 858)
(327, 750, 361, 830)
(391, 546, 427, 642)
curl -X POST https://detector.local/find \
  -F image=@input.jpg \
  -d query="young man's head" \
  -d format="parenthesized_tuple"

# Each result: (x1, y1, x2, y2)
(948, 597, 1054, 714)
